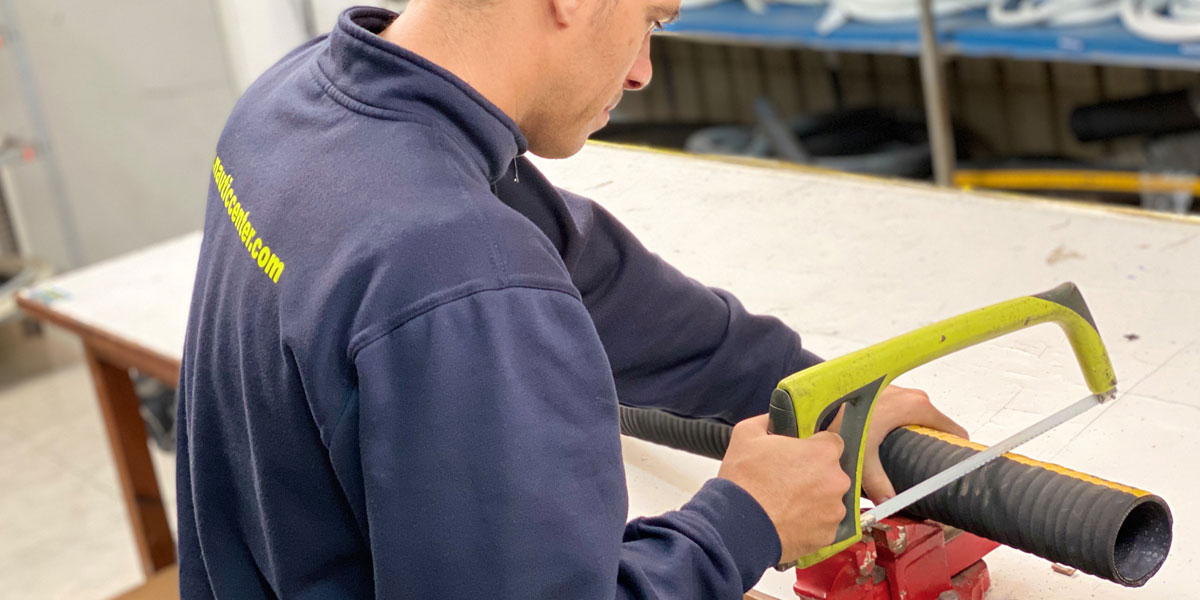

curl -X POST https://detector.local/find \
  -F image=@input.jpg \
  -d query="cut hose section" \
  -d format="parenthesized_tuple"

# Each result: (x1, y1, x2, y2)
(617, 406, 1172, 587)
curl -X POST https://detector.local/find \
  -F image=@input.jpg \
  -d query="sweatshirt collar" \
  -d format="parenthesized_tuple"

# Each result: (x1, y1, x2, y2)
(318, 7, 528, 183)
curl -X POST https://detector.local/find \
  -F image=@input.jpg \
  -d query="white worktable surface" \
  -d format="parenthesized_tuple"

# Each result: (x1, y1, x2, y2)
(22, 142, 1199, 599)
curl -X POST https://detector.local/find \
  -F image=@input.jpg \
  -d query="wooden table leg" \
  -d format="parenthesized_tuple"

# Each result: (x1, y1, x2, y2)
(84, 345, 176, 575)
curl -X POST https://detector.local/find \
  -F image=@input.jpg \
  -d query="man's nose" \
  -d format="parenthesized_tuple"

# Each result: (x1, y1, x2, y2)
(624, 39, 653, 91)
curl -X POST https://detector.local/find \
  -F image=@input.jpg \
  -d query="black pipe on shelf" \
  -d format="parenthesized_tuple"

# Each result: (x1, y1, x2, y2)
(1070, 89, 1200, 142)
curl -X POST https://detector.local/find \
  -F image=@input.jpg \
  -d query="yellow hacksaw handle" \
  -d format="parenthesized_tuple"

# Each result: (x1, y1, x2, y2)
(769, 282, 1116, 569)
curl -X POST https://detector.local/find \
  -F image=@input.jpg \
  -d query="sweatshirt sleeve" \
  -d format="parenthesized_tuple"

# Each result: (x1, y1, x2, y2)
(562, 190, 823, 424)
(352, 285, 781, 598)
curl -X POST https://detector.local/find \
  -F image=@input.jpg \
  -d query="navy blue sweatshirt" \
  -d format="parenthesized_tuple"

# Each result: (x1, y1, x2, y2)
(177, 7, 822, 598)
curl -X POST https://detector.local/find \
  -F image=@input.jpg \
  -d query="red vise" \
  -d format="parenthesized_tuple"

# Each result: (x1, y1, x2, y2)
(793, 516, 999, 600)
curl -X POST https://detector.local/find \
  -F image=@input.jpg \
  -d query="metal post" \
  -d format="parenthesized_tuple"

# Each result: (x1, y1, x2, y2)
(0, 0, 84, 266)
(917, 0, 957, 187)
(298, 0, 317, 38)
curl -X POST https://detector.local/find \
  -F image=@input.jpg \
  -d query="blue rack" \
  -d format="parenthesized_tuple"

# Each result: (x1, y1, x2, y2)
(666, 2, 1200, 70)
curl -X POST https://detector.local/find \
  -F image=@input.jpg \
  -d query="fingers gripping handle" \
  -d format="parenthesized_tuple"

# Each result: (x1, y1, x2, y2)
(770, 378, 889, 568)
(767, 282, 1116, 570)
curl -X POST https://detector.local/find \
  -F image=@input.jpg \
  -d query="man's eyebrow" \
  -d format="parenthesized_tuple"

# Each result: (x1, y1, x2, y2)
(650, 6, 681, 24)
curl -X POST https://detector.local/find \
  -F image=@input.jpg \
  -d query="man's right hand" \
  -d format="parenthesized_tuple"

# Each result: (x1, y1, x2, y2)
(716, 413, 851, 565)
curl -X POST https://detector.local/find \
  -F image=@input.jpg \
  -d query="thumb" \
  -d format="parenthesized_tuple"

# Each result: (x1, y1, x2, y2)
(861, 447, 897, 504)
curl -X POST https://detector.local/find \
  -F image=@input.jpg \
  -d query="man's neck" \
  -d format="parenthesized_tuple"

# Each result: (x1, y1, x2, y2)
(378, 3, 532, 127)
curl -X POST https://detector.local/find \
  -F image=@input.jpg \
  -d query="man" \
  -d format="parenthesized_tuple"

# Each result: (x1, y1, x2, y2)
(178, 1, 967, 597)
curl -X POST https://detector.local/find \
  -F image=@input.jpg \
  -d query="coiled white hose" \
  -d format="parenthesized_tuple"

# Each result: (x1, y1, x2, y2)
(1120, 0, 1200, 42)
(679, 0, 735, 9)
(678, 0, 1200, 44)
(745, 0, 827, 14)
(988, 0, 1120, 26)
(816, 0, 988, 33)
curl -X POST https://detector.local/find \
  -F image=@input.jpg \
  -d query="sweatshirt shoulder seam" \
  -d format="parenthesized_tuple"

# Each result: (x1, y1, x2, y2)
(347, 280, 582, 363)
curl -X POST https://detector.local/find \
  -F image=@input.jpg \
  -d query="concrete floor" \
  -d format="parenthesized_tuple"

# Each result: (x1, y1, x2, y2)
(0, 321, 175, 600)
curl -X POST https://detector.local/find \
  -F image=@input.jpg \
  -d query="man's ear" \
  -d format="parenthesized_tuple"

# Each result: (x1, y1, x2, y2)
(550, 0, 583, 26)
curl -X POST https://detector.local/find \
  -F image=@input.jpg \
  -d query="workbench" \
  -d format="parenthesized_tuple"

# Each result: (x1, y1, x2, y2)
(19, 142, 1199, 599)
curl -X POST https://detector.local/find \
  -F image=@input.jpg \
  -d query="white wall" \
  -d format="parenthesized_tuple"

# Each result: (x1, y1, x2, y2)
(212, 0, 308, 92)
(0, 0, 239, 270)
(214, 0, 410, 93)
(0, 1, 409, 270)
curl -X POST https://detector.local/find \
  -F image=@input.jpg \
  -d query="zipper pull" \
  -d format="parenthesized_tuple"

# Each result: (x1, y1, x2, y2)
(514, 158, 520, 183)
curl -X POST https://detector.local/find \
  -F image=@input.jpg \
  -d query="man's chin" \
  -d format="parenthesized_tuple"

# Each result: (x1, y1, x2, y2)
(528, 133, 590, 160)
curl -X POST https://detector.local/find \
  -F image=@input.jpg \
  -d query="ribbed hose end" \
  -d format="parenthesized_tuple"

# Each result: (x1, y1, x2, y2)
(879, 427, 1172, 587)
(1110, 495, 1172, 586)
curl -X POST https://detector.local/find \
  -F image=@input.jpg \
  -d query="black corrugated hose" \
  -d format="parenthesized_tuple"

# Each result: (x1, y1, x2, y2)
(1070, 89, 1200, 142)
(617, 405, 1172, 587)
(618, 406, 731, 461)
